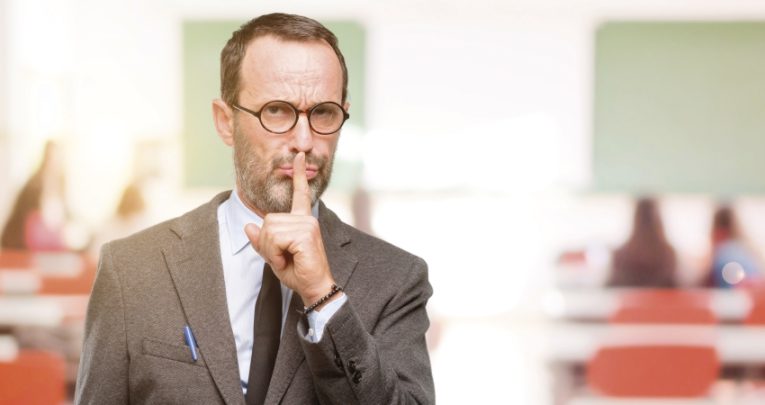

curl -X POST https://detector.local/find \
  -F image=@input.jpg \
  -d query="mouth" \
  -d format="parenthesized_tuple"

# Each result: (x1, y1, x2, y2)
(277, 165, 319, 180)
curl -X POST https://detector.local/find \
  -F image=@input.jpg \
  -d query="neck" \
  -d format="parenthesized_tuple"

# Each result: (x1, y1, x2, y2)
(235, 189, 269, 219)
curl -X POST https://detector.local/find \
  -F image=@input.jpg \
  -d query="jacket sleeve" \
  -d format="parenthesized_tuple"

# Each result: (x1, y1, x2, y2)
(298, 257, 434, 404)
(75, 243, 130, 404)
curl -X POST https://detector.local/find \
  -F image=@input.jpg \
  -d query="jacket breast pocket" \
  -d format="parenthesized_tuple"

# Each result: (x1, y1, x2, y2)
(142, 338, 206, 368)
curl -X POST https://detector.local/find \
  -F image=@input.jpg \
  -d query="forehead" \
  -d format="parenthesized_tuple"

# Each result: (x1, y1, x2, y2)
(239, 35, 343, 103)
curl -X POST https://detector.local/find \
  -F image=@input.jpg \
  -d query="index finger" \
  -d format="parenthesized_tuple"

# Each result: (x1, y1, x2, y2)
(291, 152, 312, 215)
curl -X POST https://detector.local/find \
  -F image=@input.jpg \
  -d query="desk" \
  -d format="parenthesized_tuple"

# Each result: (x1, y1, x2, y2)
(547, 321, 765, 405)
(546, 322, 765, 365)
(543, 288, 752, 323)
(0, 335, 18, 361)
(0, 295, 89, 327)
(0, 250, 95, 295)
(568, 398, 717, 405)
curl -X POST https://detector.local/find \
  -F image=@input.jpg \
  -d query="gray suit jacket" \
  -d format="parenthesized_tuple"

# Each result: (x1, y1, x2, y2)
(75, 191, 434, 404)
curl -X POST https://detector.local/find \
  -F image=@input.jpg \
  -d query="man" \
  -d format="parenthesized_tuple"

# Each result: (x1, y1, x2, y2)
(75, 13, 434, 405)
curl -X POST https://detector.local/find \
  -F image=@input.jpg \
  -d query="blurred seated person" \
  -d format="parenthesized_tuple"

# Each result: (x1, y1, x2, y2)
(1, 140, 74, 251)
(607, 197, 677, 288)
(703, 204, 764, 288)
(88, 180, 150, 256)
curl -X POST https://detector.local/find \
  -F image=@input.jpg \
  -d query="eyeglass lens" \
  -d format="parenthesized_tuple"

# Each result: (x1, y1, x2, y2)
(260, 101, 345, 134)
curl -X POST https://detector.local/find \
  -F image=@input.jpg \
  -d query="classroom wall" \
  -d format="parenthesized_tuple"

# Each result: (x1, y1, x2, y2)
(2, 0, 765, 308)
(594, 21, 765, 194)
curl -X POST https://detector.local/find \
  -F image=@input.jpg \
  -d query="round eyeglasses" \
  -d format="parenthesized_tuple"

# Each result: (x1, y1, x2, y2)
(233, 100, 350, 135)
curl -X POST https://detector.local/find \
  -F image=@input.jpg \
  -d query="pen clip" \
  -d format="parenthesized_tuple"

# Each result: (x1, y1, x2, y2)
(183, 325, 198, 362)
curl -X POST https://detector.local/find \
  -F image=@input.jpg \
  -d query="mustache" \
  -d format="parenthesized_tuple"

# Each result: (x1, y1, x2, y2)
(271, 153, 327, 170)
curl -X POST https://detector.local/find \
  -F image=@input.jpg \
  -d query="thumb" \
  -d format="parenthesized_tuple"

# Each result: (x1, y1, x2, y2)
(244, 223, 261, 252)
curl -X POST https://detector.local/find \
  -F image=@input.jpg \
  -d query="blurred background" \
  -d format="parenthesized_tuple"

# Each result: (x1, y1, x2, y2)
(3, 0, 765, 404)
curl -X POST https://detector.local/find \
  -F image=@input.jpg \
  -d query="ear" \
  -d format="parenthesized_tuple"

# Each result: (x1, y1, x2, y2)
(212, 99, 235, 147)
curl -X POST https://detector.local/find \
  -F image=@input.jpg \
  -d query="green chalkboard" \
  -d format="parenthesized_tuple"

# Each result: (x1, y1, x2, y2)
(593, 22, 765, 195)
(182, 19, 365, 188)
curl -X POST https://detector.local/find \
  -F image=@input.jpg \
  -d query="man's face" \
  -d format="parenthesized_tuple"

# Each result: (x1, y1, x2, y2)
(231, 36, 345, 215)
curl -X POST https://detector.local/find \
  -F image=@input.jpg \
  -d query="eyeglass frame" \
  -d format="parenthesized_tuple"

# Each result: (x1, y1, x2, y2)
(232, 100, 350, 135)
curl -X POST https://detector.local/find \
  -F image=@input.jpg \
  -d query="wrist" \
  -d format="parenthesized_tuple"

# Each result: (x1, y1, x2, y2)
(313, 291, 344, 312)
(303, 284, 344, 314)
(301, 279, 336, 306)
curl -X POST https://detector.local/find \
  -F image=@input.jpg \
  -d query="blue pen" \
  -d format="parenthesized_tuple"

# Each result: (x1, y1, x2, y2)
(183, 325, 198, 362)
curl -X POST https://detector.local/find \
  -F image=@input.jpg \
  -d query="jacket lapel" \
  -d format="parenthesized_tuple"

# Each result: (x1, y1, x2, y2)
(163, 191, 245, 405)
(317, 202, 360, 290)
(264, 202, 359, 404)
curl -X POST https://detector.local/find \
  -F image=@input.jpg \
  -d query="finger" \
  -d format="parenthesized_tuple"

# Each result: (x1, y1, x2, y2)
(246, 222, 287, 270)
(291, 152, 312, 215)
(244, 223, 261, 252)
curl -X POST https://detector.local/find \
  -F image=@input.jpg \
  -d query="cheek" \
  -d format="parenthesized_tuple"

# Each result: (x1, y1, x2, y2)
(250, 137, 287, 163)
(316, 137, 339, 157)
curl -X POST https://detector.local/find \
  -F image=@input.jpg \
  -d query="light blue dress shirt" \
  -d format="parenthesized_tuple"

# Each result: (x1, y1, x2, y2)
(217, 190, 347, 391)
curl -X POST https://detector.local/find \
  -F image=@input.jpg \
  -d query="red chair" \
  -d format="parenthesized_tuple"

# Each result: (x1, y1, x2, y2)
(744, 285, 765, 324)
(587, 345, 719, 397)
(583, 289, 720, 400)
(610, 289, 716, 324)
(39, 255, 97, 295)
(1, 250, 95, 295)
(0, 250, 34, 269)
(0, 350, 66, 405)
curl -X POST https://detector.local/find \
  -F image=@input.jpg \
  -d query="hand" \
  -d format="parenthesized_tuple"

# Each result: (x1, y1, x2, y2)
(245, 152, 339, 307)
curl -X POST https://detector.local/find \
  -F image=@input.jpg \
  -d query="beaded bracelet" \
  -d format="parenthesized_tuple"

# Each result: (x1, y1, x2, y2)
(303, 284, 343, 315)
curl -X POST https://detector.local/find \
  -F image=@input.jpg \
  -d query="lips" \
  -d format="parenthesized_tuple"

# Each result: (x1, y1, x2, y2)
(277, 165, 319, 180)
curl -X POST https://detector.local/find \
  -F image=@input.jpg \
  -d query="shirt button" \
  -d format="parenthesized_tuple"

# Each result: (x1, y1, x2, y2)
(308, 328, 315, 337)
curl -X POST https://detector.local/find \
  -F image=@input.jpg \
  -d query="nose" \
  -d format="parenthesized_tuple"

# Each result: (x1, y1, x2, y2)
(289, 113, 314, 153)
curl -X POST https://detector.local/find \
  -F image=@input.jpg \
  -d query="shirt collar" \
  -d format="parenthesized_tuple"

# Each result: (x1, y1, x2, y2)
(224, 188, 319, 255)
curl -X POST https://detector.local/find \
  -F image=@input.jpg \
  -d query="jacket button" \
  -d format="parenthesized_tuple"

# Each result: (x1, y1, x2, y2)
(352, 371, 362, 384)
(347, 360, 357, 374)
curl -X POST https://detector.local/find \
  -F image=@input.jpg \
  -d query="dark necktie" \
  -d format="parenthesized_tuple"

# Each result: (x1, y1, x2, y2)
(245, 264, 282, 405)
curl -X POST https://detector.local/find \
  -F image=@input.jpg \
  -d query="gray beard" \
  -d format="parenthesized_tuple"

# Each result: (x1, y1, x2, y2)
(233, 126, 334, 214)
